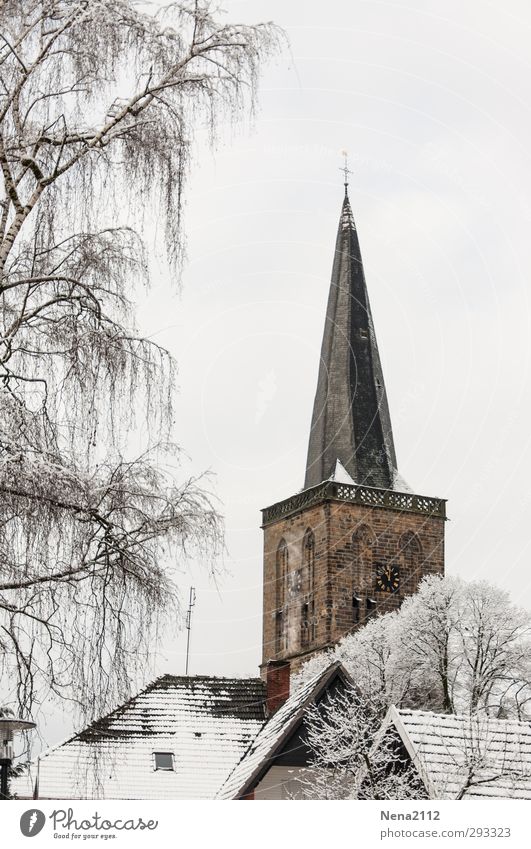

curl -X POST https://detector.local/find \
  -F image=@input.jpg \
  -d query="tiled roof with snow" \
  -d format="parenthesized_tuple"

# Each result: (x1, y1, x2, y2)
(395, 707, 531, 800)
(12, 675, 266, 800)
(217, 662, 348, 799)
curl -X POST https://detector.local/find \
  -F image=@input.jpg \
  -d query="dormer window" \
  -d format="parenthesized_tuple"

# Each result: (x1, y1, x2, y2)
(153, 752, 174, 771)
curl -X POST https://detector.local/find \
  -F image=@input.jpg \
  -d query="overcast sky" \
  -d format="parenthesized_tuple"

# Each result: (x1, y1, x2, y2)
(43, 0, 531, 744)
(128, 0, 531, 686)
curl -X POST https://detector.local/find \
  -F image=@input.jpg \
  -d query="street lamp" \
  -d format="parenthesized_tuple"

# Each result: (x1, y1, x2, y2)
(0, 716, 36, 800)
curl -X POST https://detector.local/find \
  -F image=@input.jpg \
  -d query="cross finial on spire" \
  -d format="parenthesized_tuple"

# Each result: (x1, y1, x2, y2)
(339, 148, 352, 194)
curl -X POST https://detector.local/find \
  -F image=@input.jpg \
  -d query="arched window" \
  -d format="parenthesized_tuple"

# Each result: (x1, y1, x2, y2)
(398, 531, 422, 574)
(301, 529, 316, 646)
(275, 539, 289, 653)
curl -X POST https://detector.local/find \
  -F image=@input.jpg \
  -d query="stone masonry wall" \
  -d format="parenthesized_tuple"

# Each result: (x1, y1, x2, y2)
(261, 497, 445, 676)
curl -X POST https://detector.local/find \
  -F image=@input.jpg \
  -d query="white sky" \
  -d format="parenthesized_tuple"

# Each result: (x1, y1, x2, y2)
(42, 0, 531, 742)
(141, 0, 531, 681)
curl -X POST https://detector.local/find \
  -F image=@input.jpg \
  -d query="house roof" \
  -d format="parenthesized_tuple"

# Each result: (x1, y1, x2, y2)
(379, 706, 531, 800)
(217, 661, 352, 799)
(12, 675, 266, 800)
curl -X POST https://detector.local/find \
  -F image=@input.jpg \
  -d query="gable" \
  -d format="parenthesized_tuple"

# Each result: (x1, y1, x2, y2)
(217, 663, 354, 799)
(378, 708, 531, 801)
(273, 674, 349, 767)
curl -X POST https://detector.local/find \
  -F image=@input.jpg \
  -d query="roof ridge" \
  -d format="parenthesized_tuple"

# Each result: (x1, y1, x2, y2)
(157, 673, 263, 683)
(398, 707, 531, 727)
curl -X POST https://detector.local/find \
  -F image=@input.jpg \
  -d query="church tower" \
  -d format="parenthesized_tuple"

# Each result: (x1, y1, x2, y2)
(261, 173, 446, 675)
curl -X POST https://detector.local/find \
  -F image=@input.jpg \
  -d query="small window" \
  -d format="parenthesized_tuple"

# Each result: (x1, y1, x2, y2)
(154, 752, 174, 771)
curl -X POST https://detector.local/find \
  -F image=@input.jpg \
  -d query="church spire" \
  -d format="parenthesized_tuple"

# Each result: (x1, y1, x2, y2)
(304, 173, 397, 490)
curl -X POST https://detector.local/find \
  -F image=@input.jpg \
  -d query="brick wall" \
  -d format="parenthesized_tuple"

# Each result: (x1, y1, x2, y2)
(265, 660, 291, 715)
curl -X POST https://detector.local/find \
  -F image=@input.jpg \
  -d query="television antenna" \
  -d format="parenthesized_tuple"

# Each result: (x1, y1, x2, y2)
(185, 587, 196, 676)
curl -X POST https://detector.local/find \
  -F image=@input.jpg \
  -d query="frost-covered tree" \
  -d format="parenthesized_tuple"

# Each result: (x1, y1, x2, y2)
(302, 685, 425, 800)
(295, 576, 531, 718)
(0, 1, 282, 721)
(397, 576, 531, 716)
(297, 576, 531, 798)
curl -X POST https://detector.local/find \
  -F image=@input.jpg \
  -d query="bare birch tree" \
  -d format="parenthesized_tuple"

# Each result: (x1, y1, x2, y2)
(0, 1, 282, 722)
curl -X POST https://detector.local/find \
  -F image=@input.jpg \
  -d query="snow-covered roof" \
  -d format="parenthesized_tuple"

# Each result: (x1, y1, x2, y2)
(12, 675, 266, 800)
(384, 706, 531, 800)
(217, 662, 350, 799)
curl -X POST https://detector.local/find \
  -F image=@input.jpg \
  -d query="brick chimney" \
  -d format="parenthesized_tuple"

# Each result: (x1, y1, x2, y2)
(265, 660, 290, 715)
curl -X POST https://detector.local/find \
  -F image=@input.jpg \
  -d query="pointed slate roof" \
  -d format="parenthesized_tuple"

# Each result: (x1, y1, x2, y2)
(305, 190, 397, 490)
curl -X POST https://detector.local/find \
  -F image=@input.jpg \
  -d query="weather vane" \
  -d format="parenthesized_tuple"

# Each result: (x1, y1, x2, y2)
(339, 148, 352, 192)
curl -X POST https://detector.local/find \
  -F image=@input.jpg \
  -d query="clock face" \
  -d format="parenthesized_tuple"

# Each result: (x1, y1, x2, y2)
(375, 563, 400, 594)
